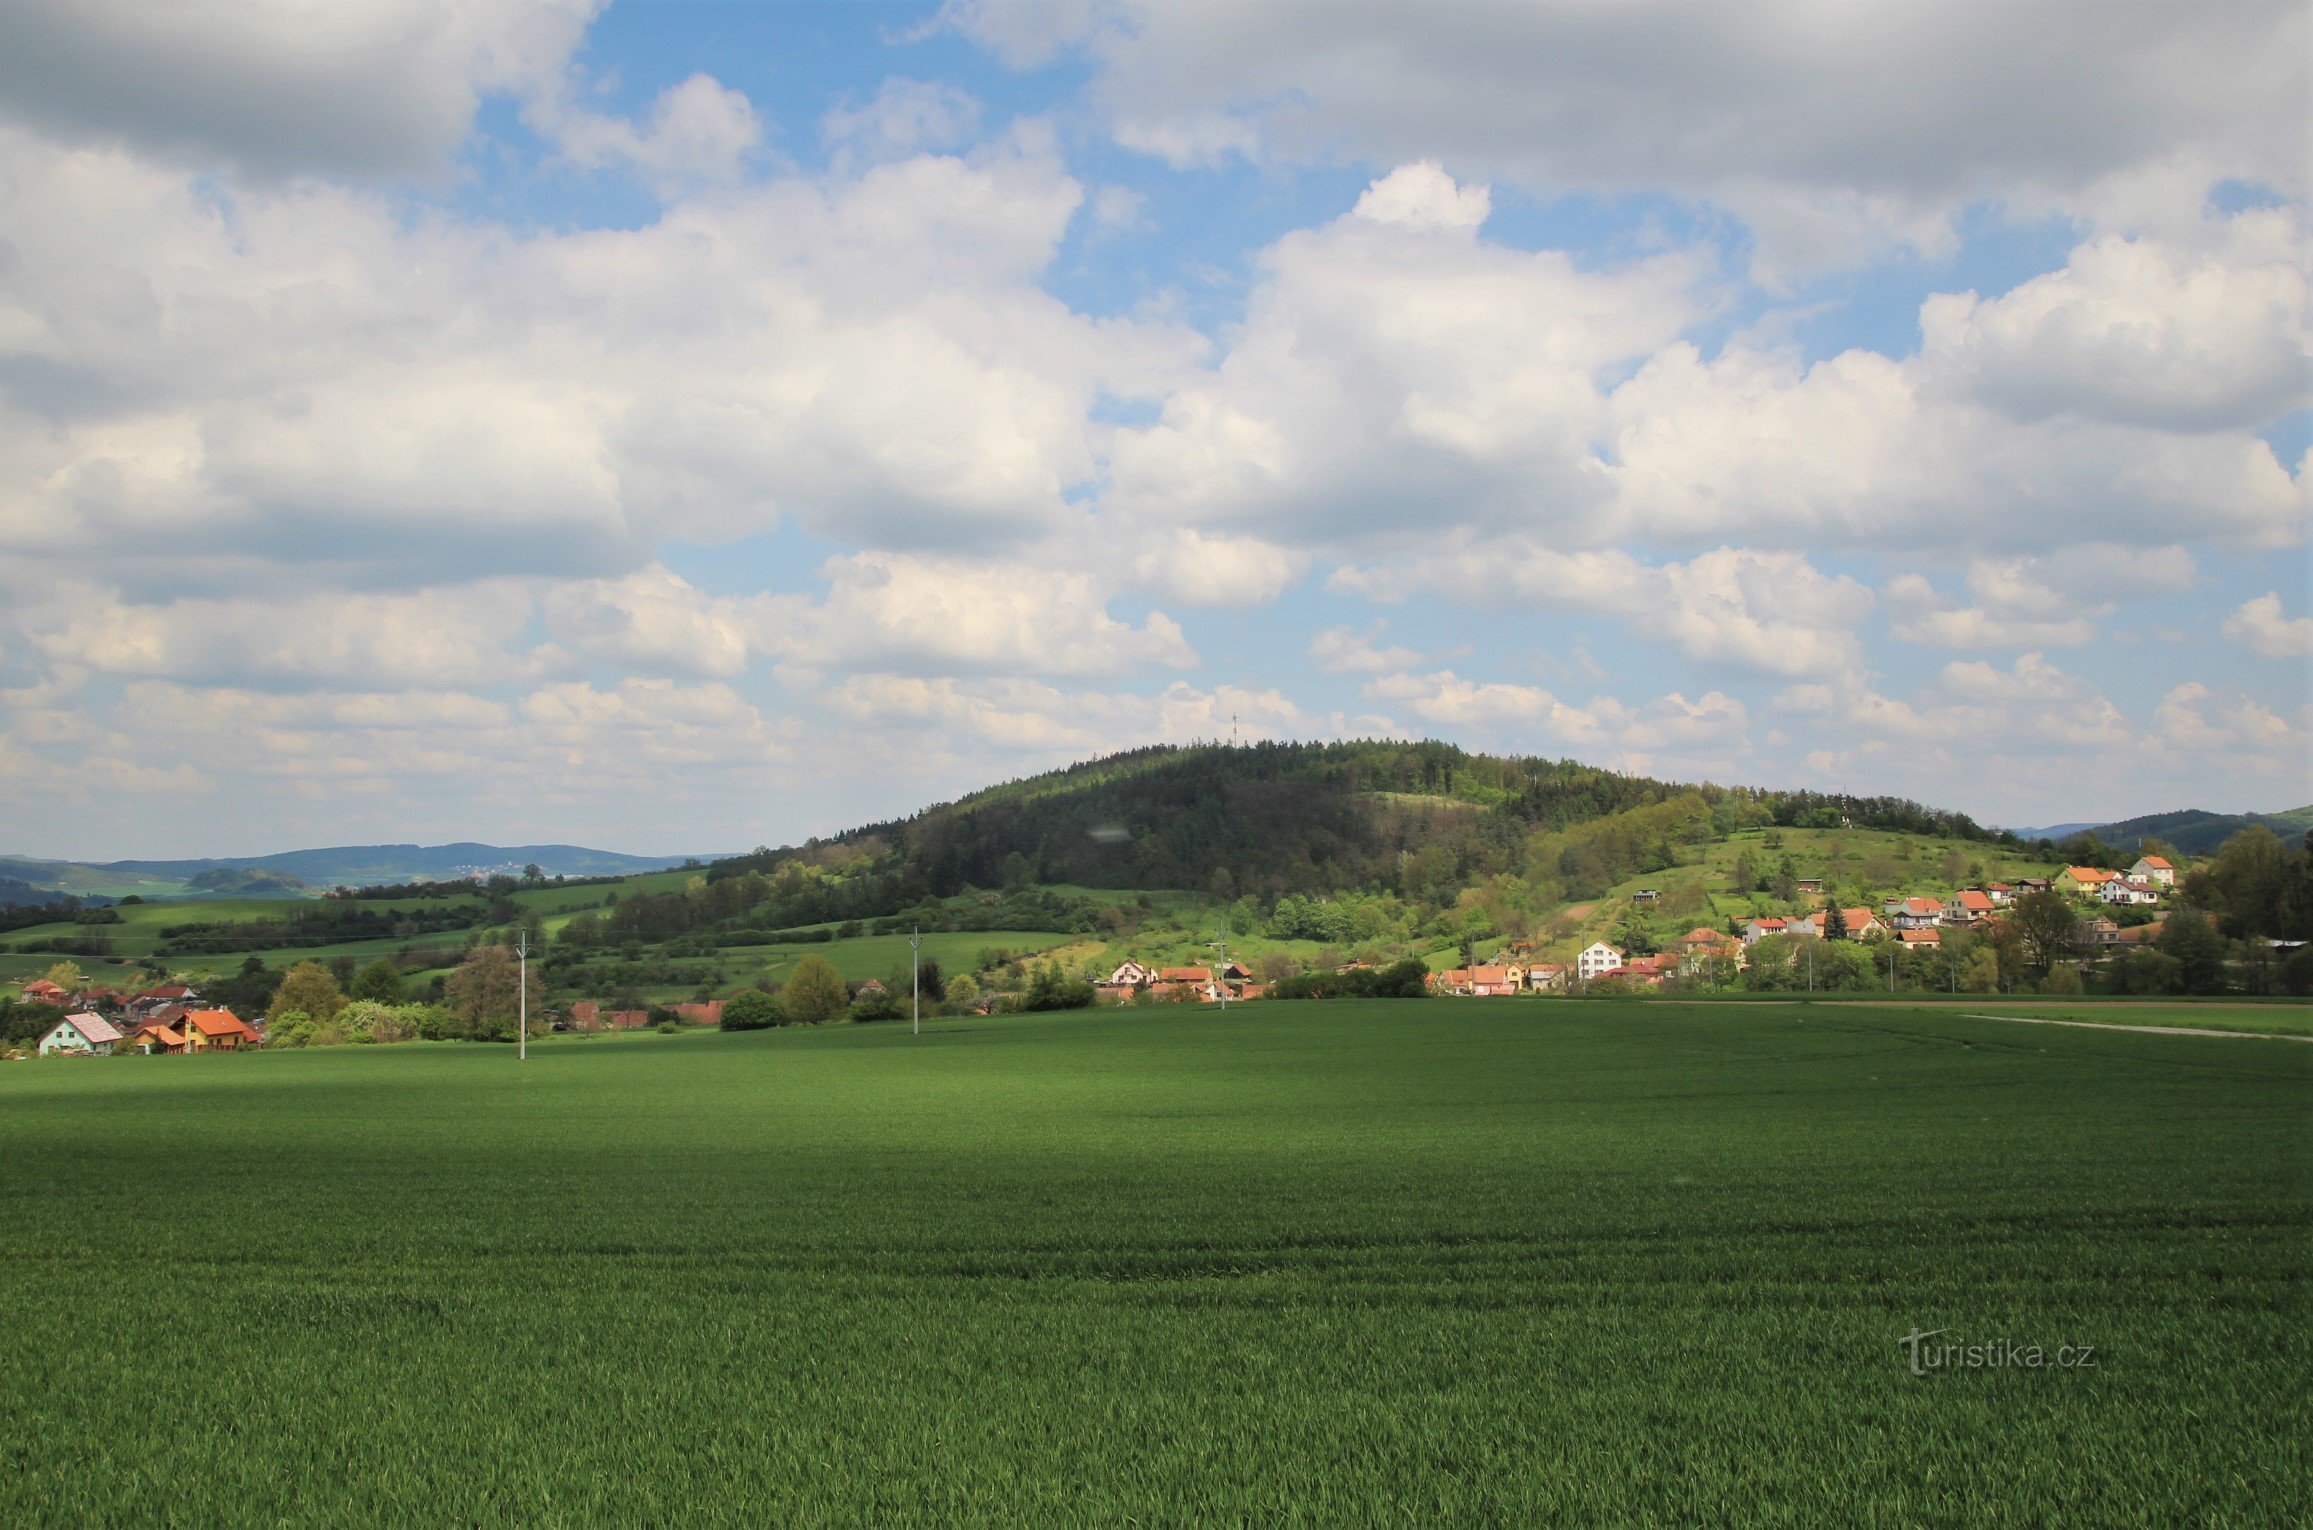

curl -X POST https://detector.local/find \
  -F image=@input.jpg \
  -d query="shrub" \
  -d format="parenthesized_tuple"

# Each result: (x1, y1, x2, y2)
(720, 990, 782, 1031)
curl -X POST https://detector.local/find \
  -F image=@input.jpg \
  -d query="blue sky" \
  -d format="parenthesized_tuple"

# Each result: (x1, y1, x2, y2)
(0, 0, 2305, 858)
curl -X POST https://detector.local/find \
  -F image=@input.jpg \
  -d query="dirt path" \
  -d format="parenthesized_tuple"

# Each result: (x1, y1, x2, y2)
(1957, 1012, 2313, 1043)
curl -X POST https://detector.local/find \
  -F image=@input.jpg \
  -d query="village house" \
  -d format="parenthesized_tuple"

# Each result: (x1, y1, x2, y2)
(1795, 878, 1824, 895)
(1106, 960, 1154, 988)
(131, 1020, 187, 1054)
(2128, 855, 2176, 887)
(1895, 926, 1941, 948)
(2099, 878, 2160, 907)
(180, 1009, 259, 1052)
(1433, 963, 1524, 997)
(1885, 896, 1944, 931)
(1597, 956, 1667, 986)
(127, 983, 199, 1022)
(1945, 889, 1996, 923)
(38, 1012, 124, 1056)
(2083, 915, 2122, 948)
(1742, 916, 1788, 946)
(1525, 962, 1566, 992)
(1576, 942, 1624, 982)
(20, 978, 67, 1006)
(1631, 889, 1660, 904)
(1984, 882, 2015, 906)
(1675, 927, 1742, 972)
(2014, 877, 2054, 895)
(2056, 866, 2118, 898)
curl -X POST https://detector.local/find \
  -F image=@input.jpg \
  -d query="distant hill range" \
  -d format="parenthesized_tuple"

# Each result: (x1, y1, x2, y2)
(2009, 806, 2313, 855)
(0, 842, 717, 902)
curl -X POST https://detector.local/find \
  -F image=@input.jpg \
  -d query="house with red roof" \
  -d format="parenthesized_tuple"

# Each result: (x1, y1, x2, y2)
(20, 979, 67, 1005)
(2128, 856, 2176, 887)
(39, 1012, 124, 1056)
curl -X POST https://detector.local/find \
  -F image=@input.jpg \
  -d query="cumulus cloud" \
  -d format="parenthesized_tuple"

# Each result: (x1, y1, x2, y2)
(952, 0, 2308, 279)
(1334, 543, 1869, 677)
(2151, 681, 2300, 757)
(1921, 211, 2310, 431)
(27, 584, 534, 690)
(762, 551, 1195, 679)
(541, 566, 756, 680)
(2222, 592, 2313, 659)
(547, 72, 764, 189)
(1104, 163, 1709, 540)
(1308, 624, 1428, 675)
(824, 673, 1314, 755)
(823, 78, 982, 165)
(1361, 667, 1750, 770)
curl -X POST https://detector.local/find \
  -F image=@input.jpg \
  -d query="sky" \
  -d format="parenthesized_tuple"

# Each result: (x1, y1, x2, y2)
(0, 0, 2307, 859)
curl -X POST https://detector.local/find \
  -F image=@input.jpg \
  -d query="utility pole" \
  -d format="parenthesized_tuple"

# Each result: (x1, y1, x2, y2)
(1807, 938, 1815, 993)
(516, 930, 528, 1063)
(910, 926, 922, 1037)
(1211, 920, 1230, 1011)
(1888, 945, 1897, 993)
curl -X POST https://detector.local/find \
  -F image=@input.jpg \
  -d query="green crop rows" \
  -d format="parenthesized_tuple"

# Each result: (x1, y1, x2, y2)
(3, 1002, 2305, 1524)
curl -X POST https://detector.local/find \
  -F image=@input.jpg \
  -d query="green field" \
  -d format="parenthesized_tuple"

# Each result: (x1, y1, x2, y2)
(3, 1003, 2306, 1522)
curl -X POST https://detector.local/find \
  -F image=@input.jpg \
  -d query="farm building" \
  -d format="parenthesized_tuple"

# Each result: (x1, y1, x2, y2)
(39, 1013, 125, 1056)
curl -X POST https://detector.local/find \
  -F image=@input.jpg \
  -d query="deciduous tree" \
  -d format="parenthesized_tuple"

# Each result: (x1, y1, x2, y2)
(268, 961, 347, 1024)
(781, 955, 851, 1024)
(348, 958, 407, 1003)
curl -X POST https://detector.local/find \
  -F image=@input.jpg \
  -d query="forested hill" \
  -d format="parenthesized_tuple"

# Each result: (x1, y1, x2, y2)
(709, 742, 2007, 911)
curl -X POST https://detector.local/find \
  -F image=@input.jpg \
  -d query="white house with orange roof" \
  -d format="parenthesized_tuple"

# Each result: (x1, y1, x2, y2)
(2128, 856, 2176, 887)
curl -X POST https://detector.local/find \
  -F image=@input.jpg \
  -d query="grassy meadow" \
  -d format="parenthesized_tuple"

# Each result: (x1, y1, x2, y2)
(3, 1000, 2306, 1523)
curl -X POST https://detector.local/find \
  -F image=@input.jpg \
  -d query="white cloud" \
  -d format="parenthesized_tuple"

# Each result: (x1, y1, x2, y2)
(957, 0, 2308, 280)
(541, 566, 756, 680)
(29, 584, 533, 689)
(1351, 161, 1490, 233)
(1921, 211, 2310, 432)
(2222, 593, 2313, 659)
(1104, 163, 1709, 541)
(1335, 543, 1869, 677)
(1308, 624, 1427, 676)
(1127, 528, 1302, 607)
(824, 673, 1313, 755)
(2152, 681, 2299, 756)
(762, 551, 1195, 679)
(1361, 667, 1751, 770)
(823, 78, 982, 165)
(548, 73, 764, 189)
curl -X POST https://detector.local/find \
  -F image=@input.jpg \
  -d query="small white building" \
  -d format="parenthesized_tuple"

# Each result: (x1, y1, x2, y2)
(2128, 856, 2176, 887)
(39, 1012, 124, 1056)
(1106, 960, 1154, 988)
(1576, 942, 1625, 982)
